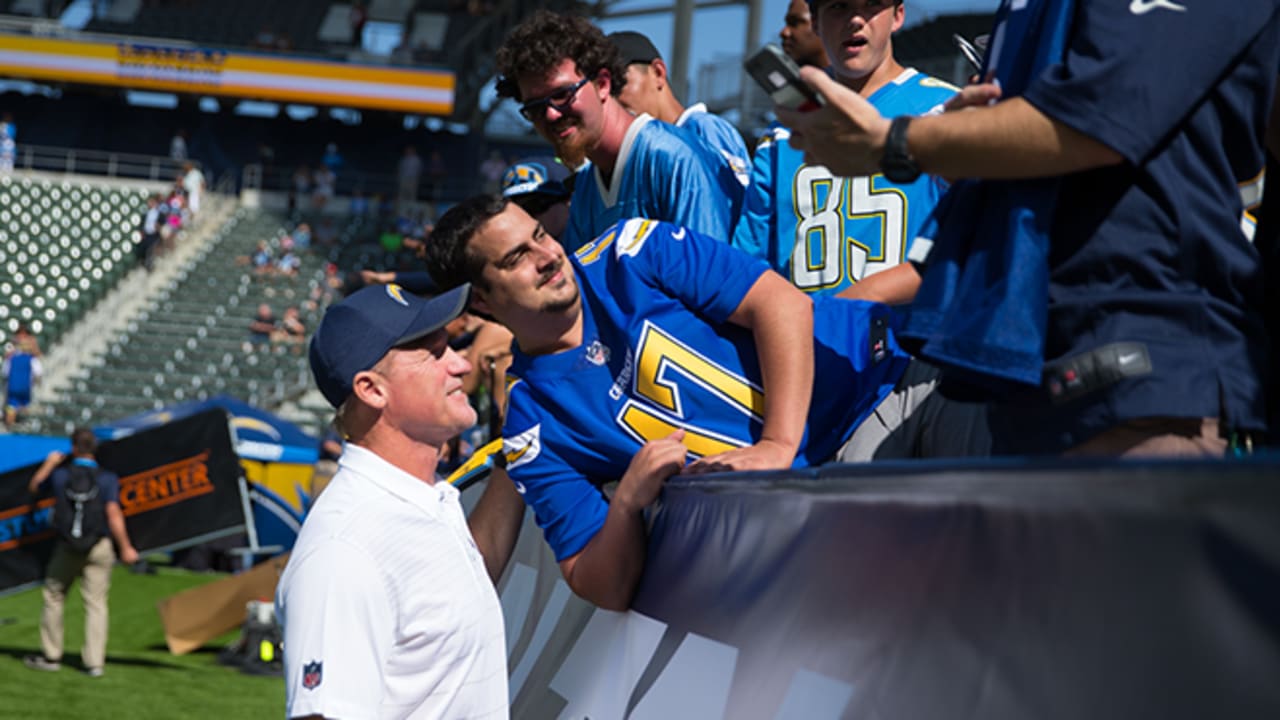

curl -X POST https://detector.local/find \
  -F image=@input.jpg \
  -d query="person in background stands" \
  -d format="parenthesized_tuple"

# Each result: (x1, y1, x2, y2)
(245, 304, 276, 354)
(169, 129, 187, 163)
(3, 323, 42, 428)
(1, 112, 18, 172)
(136, 194, 163, 272)
(182, 162, 205, 217)
(396, 145, 423, 216)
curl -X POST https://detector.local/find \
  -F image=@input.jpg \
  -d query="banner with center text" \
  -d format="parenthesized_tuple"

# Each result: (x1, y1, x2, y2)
(482, 459, 1280, 719)
(0, 409, 244, 592)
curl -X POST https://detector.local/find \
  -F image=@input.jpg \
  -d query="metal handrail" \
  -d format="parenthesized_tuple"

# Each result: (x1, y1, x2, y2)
(13, 143, 199, 183)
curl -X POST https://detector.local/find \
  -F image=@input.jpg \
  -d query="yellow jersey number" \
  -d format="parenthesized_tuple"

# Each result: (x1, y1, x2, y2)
(616, 322, 764, 458)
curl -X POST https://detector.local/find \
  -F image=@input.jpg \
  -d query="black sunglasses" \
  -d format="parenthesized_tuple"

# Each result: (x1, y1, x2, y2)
(519, 76, 593, 122)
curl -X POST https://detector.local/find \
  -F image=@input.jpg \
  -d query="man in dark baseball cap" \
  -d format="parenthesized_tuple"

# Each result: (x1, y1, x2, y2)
(282, 279, 523, 718)
(308, 282, 472, 410)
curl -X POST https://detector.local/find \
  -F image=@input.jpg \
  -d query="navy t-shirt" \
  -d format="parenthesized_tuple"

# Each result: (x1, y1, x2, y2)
(992, 0, 1280, 451)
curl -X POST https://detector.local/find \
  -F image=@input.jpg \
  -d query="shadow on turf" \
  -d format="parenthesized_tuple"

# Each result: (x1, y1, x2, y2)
(0, 644, 187, 670)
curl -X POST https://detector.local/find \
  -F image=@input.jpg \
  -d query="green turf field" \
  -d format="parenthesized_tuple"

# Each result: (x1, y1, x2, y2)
(0, 566, 282, 719)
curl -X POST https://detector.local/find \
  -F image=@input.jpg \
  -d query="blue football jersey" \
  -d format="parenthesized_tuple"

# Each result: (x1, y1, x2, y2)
(732, 69, 956, 295)
(906, 0, 1279, 453)
(562, 115, 743, 251)
(502, 218, 910, 561)
(677, 103, 752, 187)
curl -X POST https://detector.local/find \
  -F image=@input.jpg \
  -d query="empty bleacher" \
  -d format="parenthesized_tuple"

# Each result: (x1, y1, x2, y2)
(0, 175, 146, 350)
(29, 206, 328, 435)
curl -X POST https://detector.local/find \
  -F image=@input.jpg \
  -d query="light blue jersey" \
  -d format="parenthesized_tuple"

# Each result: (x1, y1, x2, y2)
(502, 218, 910, 561)
(677, 103, 752, 187)
(732, 69, 957, 295)
(563, 114, 743, 251)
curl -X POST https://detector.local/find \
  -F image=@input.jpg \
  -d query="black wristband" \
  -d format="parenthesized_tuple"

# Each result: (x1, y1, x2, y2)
(880, 115, 922, 184)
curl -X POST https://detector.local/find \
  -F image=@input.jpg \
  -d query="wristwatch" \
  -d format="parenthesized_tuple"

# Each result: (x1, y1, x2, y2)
(880, 115, 921, 183)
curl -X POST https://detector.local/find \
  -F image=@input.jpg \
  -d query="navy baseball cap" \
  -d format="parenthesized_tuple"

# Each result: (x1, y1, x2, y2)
(501, 157, 572, 199)
(807, 0, 900, 11)
(309, 282, 471, 409)
(609, 31, 662, 65)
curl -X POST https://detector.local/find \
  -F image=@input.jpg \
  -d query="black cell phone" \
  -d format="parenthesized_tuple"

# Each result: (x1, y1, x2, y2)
(744, 44, 824, 111)
(952, 33, 983, 74)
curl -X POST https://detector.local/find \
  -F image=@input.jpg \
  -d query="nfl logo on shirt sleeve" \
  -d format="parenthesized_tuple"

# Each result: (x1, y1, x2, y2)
(302, 660, 323, 690)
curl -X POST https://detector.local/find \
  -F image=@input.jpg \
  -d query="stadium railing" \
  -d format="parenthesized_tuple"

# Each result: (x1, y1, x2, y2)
(8, 143, 195, 183)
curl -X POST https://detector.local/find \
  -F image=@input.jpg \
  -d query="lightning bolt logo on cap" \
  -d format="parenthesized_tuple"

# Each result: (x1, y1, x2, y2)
(385, 283, 410, 307)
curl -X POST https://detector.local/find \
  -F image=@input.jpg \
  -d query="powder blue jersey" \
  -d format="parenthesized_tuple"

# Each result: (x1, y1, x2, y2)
(562, 115, 743, 251)
(3, 352, 39, 405)
(677, 103, 752, 188)
(732, 69, 956, 295)
(502, 218, 910, 561)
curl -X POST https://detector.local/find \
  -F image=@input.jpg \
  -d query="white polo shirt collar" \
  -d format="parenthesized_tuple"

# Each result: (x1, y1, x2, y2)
(337, 443, 459, 513)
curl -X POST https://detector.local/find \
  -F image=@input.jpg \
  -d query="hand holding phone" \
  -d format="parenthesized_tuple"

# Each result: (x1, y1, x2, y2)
(744, 44, 824, 112)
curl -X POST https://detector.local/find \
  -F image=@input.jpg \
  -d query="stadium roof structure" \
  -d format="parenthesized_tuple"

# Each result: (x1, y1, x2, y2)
(445, 0, 604, 128)
(0, 0, 611, 126)
(1, 2, 994, 127)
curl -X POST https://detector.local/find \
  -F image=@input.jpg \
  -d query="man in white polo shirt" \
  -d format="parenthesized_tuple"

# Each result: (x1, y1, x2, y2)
(277, 282, 519, 719)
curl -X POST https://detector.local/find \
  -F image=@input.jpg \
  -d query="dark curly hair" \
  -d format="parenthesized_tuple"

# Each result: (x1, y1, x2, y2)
(494, 10, 627, 101)
(422, 194, 510, 297)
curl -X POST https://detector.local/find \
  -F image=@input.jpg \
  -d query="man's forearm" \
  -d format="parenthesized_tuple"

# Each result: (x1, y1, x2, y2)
(27, 456, 60, 494)
(559, 501, 648, 611)
(909, 97, 1123, 180)
(836, 263, 921, 305)
(729, 273, 813, 453)
(467, 467, 526, 585)
(105, 503, 134, 553)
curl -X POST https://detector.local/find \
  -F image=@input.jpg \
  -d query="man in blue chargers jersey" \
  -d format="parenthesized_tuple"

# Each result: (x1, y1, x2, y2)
(424, 195, 988, 609)
(779, 0, 1279, 456)
(733, 0, 956, 303)
(608, 30, 752, 188)
(494, 11, 743, 252)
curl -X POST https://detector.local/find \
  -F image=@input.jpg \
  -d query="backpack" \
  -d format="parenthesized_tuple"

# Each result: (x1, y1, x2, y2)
(53, 465, 108, 553)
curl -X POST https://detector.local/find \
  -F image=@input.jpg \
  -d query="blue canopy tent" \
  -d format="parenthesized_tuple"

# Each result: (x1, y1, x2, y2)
(97, 395, 319, 553)
(0, 434, 71, 475)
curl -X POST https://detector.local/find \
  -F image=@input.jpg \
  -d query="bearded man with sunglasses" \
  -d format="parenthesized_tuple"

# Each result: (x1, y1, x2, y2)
(495, 11, 744, 252)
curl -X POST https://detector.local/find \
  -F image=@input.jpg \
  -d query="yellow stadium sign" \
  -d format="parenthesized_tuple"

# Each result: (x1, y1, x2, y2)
(0, 34, 455, 115)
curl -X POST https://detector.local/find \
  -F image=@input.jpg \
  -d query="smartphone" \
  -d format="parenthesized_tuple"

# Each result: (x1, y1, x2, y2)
(952, 33, 984, 74)
(744, 44, 824, 112)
